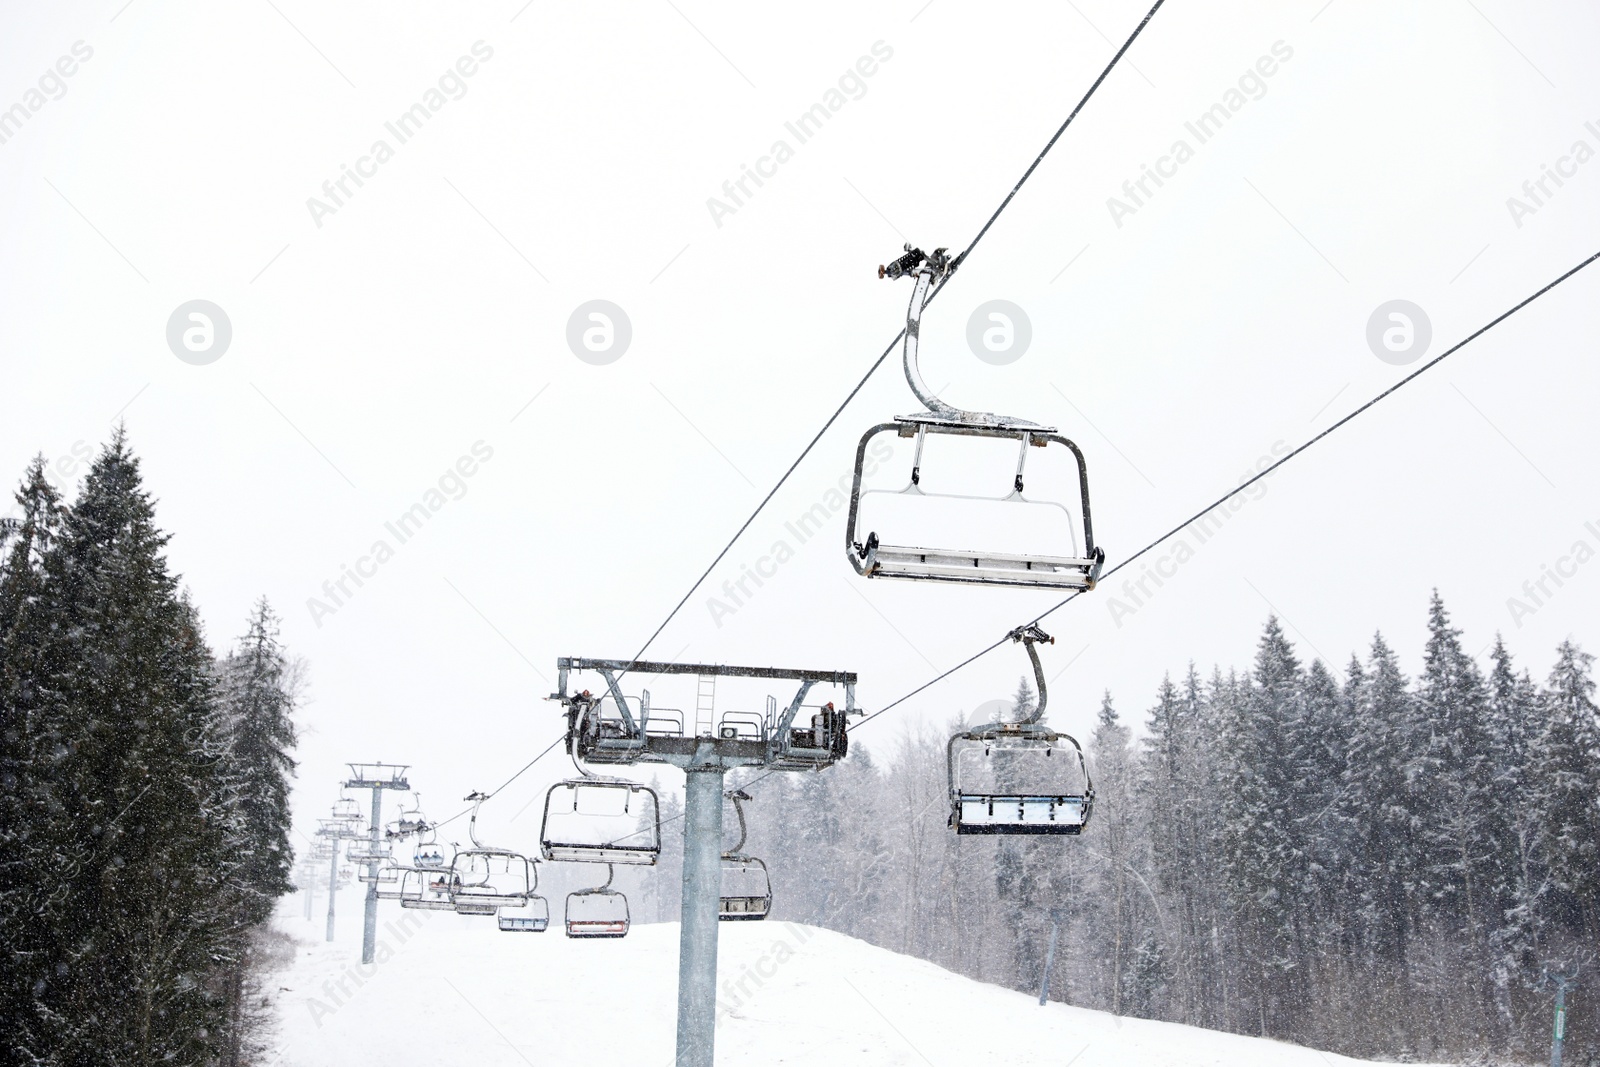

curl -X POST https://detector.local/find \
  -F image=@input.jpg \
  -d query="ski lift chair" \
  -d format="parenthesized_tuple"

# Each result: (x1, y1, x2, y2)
(718, 790, 773, 921)
(346, 841, 391, 864)
(331, 796, 363, 823)
(398, 866, 458, 912)
(449, 849, 532, 910)
(565, 865, 630, 939)
(498, 888, 551, 933)
(358, 864, 401, 885)
(948, 624, 1095, 835)
(447, 792, 534, 912)
(846, 245, 1104, 590)
(540, 778, 661, 865)
(375, 866, 413, 900)
(386, 794, 431, 839)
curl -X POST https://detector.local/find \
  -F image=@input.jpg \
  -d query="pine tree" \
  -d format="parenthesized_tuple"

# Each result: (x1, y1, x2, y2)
(1090, 691, 1138, 1015)
(1216, 616, 1304, 1035)
(215, 598, 298, 919)
(22, 431, 240, 1065)
(0, 458, 70, 1058)
(1416, 592, 1510, 1030)
(1532, 640, 1600, 946)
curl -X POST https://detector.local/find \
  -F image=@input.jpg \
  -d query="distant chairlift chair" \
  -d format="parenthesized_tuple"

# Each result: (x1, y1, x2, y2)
(845, 245, 1105, 590)
(719, 790, 772, 921)
(398, 866, 457, 912)
(565, 864, 630, 939)
(947, 624, 1095, 835)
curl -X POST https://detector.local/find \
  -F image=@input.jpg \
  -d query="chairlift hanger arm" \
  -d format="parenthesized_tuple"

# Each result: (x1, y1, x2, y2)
(722, 790, 751, 858)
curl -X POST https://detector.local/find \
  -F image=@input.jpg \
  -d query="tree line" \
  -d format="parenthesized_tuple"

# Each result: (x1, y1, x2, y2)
(727, 595, 1599, 1064)
(0, 431, 300, 1066)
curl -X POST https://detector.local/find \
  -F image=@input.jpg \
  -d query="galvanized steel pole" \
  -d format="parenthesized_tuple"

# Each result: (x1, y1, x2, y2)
(363, 786, 383, 965)
(325, 838, 340, 942)
(676, 767, 725, 1067)
(1039, 913, 1062, 1006)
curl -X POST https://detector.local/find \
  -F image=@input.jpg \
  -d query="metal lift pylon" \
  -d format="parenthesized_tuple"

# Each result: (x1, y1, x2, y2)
(550, 657, 859, 1067)
(342, 762, 411, 965)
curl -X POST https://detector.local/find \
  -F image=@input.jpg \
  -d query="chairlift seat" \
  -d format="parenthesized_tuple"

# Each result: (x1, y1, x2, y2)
(955, 794, 1088, 834)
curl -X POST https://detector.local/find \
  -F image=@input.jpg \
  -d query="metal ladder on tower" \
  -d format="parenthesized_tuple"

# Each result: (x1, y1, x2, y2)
(695, 674, 716, 737)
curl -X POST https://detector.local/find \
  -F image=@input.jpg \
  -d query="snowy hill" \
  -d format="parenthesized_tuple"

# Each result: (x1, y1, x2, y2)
(269, 901, 1448, 1067)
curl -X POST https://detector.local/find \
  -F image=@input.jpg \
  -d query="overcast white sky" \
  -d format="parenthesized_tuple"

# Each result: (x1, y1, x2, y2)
(4, 1, 1598, 850)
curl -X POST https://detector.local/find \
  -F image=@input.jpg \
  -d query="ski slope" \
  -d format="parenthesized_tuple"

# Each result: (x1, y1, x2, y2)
(270, 901, 1447, 1067)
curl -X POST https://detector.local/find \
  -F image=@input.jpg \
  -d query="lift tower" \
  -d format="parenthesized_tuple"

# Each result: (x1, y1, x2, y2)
(551, 657, 858, 1067)
(343, 762, 410, 965)
(314, 813, 362, 943)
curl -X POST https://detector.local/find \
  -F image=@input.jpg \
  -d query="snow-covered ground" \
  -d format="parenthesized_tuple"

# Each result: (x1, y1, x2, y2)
(269, 895, 1446, 1067)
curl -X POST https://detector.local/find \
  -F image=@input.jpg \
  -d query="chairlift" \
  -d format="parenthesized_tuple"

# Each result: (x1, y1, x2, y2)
(948, 624, 1094, 835)
(357, 864, 401, 885)
(845, 245, 1104, 590)
(719, 790, 773, 921)
(386, 792, 432, 839)
(565, 864, 630, 939)
(375, 866, 412, 900)
(498, 891, 551, 933)
(331, 795, 363, 823)
(398, 865, 458, 912)
(449, 791, 535, 911)
(412, 843, 448, 869)
(347, 845, 391, 865)
(541, 771, 661, 866)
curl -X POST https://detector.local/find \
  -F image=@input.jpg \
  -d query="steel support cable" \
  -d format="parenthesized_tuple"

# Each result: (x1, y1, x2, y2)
(850, 247, 1600, 731)
(431, 731, 566, 831)
(617, 0, 1171, 681)
(521, 249, 1600, 846)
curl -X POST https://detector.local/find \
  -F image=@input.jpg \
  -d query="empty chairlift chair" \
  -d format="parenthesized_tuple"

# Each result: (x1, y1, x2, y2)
(540, 777, 661, 866)
(719, 790, 772, 921)
(357, 864, 401, 887)
(375, 866, 412, 901)
(845, 245, 1105, 591)
(331, 795, 363, 825)
(498, 878, 551, 934)
(947, 624, 1095, 836)
(565, 864, 630, 939)
(449, 791, 535, 917)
